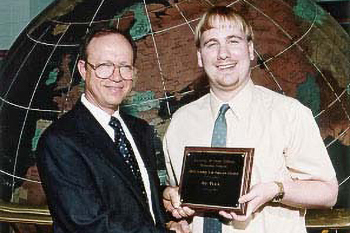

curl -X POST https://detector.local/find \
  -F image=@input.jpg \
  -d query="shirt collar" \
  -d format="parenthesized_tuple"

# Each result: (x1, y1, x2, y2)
(210, 79, 254, 120)
(81, 94, 120, 126)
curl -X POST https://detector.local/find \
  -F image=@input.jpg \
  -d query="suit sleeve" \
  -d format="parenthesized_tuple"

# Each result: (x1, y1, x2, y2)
(37, 129, 172, 233)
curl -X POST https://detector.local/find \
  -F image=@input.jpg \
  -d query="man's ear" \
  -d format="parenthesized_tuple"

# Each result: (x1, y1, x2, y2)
(77, 60, 87, 81)
(197, 50, 203, 68)
(248, 41, 254, 61)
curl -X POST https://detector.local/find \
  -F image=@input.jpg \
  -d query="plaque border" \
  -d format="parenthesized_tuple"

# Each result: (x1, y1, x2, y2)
(179, 147, 254, 215)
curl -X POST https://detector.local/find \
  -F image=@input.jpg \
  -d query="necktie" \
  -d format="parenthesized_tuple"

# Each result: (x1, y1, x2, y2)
(109, 116, 148, 203)
(203, 104, 230, 233)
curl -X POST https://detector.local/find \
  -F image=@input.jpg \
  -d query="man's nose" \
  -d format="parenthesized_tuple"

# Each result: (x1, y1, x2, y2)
(109, 67, 123, 82)
(218, 45, 230, 60)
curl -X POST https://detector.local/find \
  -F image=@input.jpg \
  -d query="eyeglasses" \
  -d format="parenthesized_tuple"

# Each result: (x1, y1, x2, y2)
(85, 61, 134, 80)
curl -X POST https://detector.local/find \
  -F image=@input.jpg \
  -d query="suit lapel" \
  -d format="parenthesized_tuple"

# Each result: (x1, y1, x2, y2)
(121, 113, 152, 170)
(72, 102, 150, 211)
(121, 113, 165, 224)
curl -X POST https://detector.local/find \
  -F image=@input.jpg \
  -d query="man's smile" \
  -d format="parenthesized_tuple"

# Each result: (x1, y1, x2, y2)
(216, 62, 237, 70)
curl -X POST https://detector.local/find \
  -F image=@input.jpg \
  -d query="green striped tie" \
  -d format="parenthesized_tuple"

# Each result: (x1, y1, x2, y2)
(203, 104, 230, 233)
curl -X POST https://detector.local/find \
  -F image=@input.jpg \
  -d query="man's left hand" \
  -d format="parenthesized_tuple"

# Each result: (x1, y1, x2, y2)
(219, 182, 278, 221)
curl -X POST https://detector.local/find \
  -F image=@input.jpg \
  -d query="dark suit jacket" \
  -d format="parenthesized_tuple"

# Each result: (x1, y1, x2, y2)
(37, 100, 171, 233)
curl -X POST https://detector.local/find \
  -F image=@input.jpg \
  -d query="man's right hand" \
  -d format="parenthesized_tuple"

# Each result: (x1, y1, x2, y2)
(163, 186, 195, 219)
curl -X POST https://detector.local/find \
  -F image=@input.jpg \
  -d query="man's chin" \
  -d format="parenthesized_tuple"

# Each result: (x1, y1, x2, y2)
(219, 77, 240, 88)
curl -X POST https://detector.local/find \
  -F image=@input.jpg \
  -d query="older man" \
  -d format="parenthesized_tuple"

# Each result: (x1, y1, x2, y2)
(37, 26, 185, 233)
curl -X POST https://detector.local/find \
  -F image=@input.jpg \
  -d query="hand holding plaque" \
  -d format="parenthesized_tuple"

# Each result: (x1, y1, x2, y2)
(179, 147, 254, 215)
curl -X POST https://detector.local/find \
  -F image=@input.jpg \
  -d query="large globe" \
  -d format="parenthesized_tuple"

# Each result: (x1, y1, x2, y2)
(0, 0, 349, 230)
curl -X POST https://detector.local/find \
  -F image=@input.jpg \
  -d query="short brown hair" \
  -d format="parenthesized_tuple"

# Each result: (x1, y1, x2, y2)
(195, 6, 253, 48)
(79, 25, 137, 64)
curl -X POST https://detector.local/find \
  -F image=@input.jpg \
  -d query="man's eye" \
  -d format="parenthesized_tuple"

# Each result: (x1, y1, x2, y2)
(228, 39, 239, 44)
(121, 66, 132, 71)
(206, 42, 217, 48)
(98, 63, 114, 68)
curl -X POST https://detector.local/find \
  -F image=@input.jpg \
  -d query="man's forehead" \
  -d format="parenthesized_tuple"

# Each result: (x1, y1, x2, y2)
(89, 33, 124, 45)
(87, 34, 132, 51)
(201, 21, 245, 40)
(86, 34, 134, 61)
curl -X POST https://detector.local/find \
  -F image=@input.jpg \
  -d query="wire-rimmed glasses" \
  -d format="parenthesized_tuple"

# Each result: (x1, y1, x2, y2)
(86, 61, 134, 80)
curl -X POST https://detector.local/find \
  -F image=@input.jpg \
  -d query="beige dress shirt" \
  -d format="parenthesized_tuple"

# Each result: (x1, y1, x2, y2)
(163, 80, 336, 233)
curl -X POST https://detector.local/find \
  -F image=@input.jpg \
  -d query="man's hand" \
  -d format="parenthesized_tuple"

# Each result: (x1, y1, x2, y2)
(219, 182, 278, 221)
(163, 186, 195, 219)
(167, 220, 191, 233)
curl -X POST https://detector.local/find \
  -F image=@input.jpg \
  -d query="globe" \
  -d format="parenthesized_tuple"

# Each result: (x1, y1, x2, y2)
(0, 0, 349, 231)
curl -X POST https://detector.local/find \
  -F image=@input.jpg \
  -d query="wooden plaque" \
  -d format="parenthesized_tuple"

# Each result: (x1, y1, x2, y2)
(179, 147, 254, 215)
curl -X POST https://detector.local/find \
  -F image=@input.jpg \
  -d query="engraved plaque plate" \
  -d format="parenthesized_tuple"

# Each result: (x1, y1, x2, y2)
(179, 147, 254, 215)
